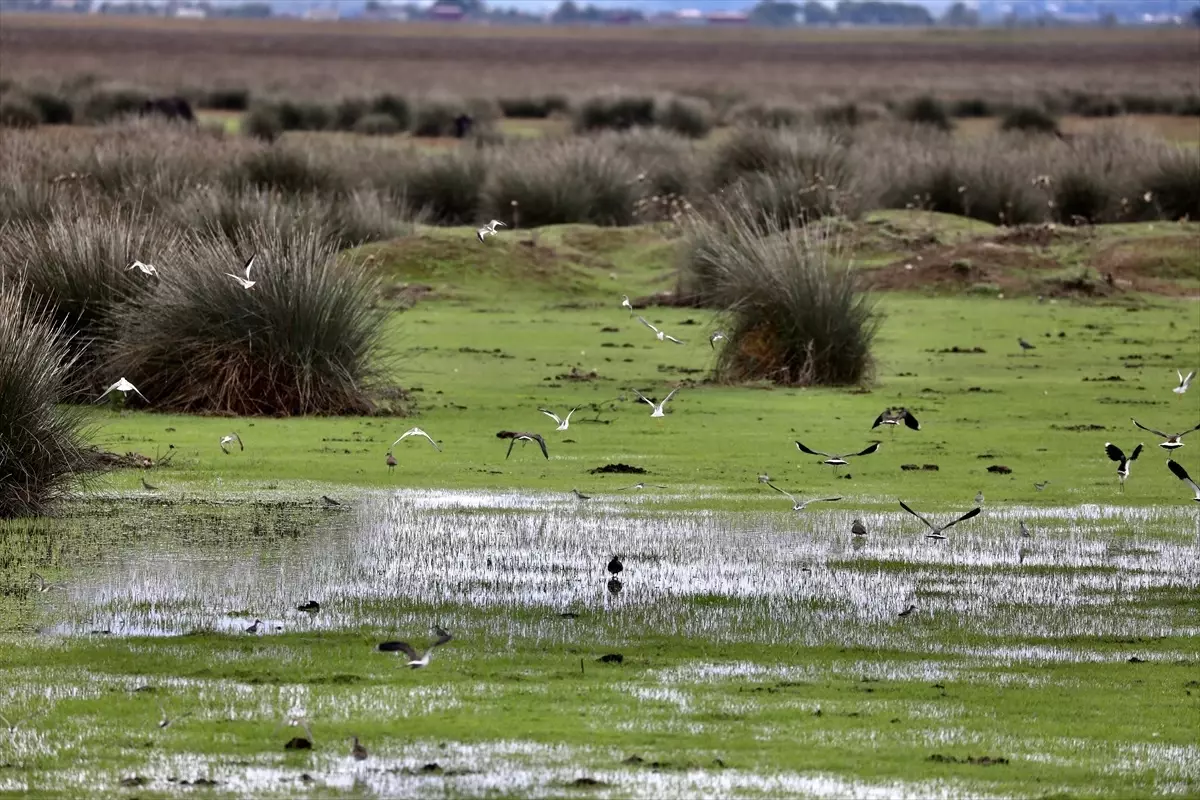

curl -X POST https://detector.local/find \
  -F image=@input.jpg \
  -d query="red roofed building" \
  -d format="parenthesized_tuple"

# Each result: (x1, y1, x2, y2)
(706, 11, 749, 24)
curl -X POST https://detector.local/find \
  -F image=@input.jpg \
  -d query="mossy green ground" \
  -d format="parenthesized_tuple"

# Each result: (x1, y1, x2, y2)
(2, 212, 1198, 798)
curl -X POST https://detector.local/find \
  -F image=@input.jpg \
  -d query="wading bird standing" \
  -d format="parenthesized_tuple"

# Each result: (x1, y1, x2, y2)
(607, 555, 623, 577)
(632, 387, 679, 418)
(1018, 337, 1036, 355)
(635, 316, 685, 345)
(540, 407, 578, 432)
(476, 220, 505, 243)
(496, 430, 549, 460)
(377, 627, 453, 669)
(1166, 459, 1200, 502)
(1104, 442, 1143, 492)
(351, 736, 368, 761)
(141, 477, 159, 492)
(795, 440, 881, 469)
(898, 604, 918, 618)
(321, 495, 341, 507)
(898, 500, 981, 540)
(224, 254, 256, 289)
(97, 377, 148, 404)
(390, 427, 442, 453)
(1034, 480, 1051, 491)
(1131, 418, 1200, 451)
(763, 482, 841, 512)
(871, 407, 920, 432)
(386, 452, 397, 473)
(245, 619, 263, 634)
(126, 259, 158, 277)
(1174, 370, 1195, 395)
(851, 519, 868, 537)
(219, 432, 243, 454)
(572, 488, 591, 500)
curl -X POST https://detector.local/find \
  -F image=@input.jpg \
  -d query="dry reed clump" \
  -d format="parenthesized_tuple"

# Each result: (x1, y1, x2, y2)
(682, 200, 877, 386)
(0, 201, 179, 392)
(400, 149, 488, 226)
(483, 138, 642, 228)
(0, 281, 92, 519)
(103, 224, 386, 416)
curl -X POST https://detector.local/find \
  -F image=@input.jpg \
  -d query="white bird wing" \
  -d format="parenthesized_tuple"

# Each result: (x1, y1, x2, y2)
(636, 316, 660, 335)
(631, 388, 656, 408)
(660, 387, 680, 407)
(540, 409, 563, 425)
(764, 481, 798, 505)
(664, 334, 685, 345)
(564, 407, 578, 422)
(97, 381, 120, 401)
(394, 428, 441, 452)
(243, 254, 256, 279)
(129, 383, 148, 402)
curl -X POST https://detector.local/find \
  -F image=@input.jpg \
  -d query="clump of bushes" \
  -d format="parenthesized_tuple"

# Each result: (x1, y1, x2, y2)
(1000, 105, 1060, 135)
(0, 97, 39, 129)
(1141, 146, 1200, 221)
(0, 281, 91, 519)
(653, 95, 714, 138)
(242, 104, 283, 142)
(402, 150, 487, 225)
(728, 100, 806, 128)
(899, 95, 953, 131)
(498, 94, 569, 119)
(28, 91, 74, 125)
(80, 84, 150, 123)
(353, 112, 401, 136)
(682, 202, 877, 386)
(573, 91, 657, 132)
(412, 94, 496, 138)
(104, 224, 385, 415)
(202, 86, 250, 111)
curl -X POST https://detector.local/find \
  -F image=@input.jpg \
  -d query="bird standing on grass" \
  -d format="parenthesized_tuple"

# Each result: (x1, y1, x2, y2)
(141, 477, 159, 492)
(351, 736, 368, 761)
(1105, 442, 1143, 493)
(1018, 337, 1036, 355)
(386, 452, 397, 473)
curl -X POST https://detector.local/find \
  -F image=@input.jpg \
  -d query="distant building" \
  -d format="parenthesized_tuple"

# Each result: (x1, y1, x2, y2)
(706, 10, 749, 24)
(173, 6, 207, 18)
(428, 3, 465, 21)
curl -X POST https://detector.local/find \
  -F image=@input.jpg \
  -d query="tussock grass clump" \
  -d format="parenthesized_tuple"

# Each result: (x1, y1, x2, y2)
(0, 283, 91, 519)
(227, 145, 346, 196)
(242, 104, 283, 142)
(708, 126, 850, 189)
(0, 97, 40, 129)
(201, 86, 250, 111)
(653, 95, 714, 138)
(0, 203, 177, 385)
(498, 94, 569, 119)
(1000, 106, 1060, 135)
(27, 90, 74, 125)
(1141, 147, 1200, 221)
(728, 100, 806, 128)
(484, 140, 640, 227)
(412, 94, 495, 137)
(80, 84, 150, 124)
(605, 128, 699, 204)
(402, 150, 487, 225)
(899, 95, 953, 131)
(105, 225, 385, 416)
(683, 204, 877, 386)
(572, 90, 657, 133)
(353, 113, 401, 136)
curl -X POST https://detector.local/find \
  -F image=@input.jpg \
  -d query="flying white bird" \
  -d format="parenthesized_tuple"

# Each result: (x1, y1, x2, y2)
(1166, 459, 1200, 502)
(97, 377, 148, 404)
(539, 407, 578, 432)
(1131, 418, 1200, 451)
(632, 387, 679, 418)
(899, 500, 981, 540)
(616, 482, 667, 491)
(225, 254, 256, 289)
(709, 331, 727, 349)
(377, 627, 453, 669)
(621, 295, 634, 316)
(126, 259, 159, 277)
(219, 432, 243, 454)
(1175, 370, 1195, 395)
(390, 427, 442, 452)
(763, 481, 841, 512)
(477, 220, 505, 243)
(636, 316, 685, 345)
(795, 440, 881, 467)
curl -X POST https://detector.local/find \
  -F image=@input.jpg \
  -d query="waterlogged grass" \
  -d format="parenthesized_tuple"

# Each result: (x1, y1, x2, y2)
(2, 213, 1198, 797)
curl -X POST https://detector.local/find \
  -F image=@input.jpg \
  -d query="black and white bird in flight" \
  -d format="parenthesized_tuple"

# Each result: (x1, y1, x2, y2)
(632, 387, 679, 418)
(709, 331, 727, 349)
(97, 377, 148, 404)
(157, 701, 191, 729)
(391, 427, 442, 453)
(1166, 459, 1200, 502)
(219, 432, 243, 454)
(871, 407, 920, 431)
(378, 627, 453, 669)
(898, 500, 981, 540)
(621, 295, 634, 316)
(497, 431, 549, 460)
(636, 316, 685, 345)
(763, 481, 841, 512)
(126, 259, 159, 277)
(540, 407, 578, 432)
(477, 220, 505, 243)
(1104, 442, 1143, 492)
(1174, 370, 1195, 395)
(225, 254, 256, 289)
(616, 482, 666, 491)
(795, 440, 881, 467)
(1131, 418, 1200, 451)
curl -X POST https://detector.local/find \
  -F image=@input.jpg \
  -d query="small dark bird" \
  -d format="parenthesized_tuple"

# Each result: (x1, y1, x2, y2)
(141, 477, 159, 491)
(321, 495, 341, 507)
(607, 556, 623, 577)
(572, 489, 591, 500)
(851, 519, 868, 537)
(607, 577, 623, 596)
(1166, 459, 1200, 502)
(795, 440, 881, 468)
(245, 618, 263, 634)
(898, 604, 918, 618)
(351, 736, 368, 761)
(377, 626, 453, 668)
(1018, 337, 1036, 354)
(1034, 480, 1050, 491)
(871, 407, 920, 432)
(1104, 442, 1143, 493)
(899, 500, 981, 540)
(496, 430, 549, 460)
(1131, 418, 1200, 451)
(297, 600, 320, 613)
(386, 452, 397, 473)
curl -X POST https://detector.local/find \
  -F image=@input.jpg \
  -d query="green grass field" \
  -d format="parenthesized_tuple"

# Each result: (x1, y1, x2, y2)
(2, 211, 1198, 798)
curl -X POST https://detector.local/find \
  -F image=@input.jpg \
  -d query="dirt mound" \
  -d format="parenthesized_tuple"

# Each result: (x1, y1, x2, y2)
(862, 241, 1056, 292)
